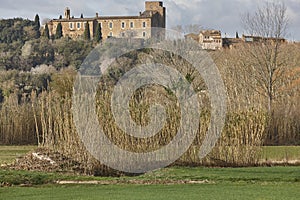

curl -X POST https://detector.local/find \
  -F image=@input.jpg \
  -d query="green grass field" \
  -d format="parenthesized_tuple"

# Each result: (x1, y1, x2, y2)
(0, 146, 299, 200)
(0, 146, 36, 164)
(0, 167, 300, 200)
(261, 146, 300, 161)
(1, 182, 300, 200)
(1, 146, 299, 165)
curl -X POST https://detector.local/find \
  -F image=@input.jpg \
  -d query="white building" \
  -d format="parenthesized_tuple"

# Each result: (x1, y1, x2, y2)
(199, 30, 222, 50)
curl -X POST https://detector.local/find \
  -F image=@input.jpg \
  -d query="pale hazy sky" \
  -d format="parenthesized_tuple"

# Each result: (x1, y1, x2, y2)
(0, 0, 299, 41)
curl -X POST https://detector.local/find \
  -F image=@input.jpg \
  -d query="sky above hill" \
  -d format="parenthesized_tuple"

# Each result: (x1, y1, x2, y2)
(0, 0, 299, 41)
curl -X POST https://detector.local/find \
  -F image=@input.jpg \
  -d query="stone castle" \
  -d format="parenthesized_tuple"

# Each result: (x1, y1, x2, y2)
(47, 1, 166, 40)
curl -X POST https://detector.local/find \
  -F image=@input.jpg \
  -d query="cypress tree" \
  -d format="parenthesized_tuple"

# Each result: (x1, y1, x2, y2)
(94, 23, 102, 42)
(34, 14, 41, 38)
(34, 14, 40, 29)
(55, 22, 63, 39)
(44, 24, 50, 39)
(84, 22, 90, 40)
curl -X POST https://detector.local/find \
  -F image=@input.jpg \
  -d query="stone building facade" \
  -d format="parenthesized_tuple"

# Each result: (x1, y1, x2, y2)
(185, 30, 222, 50)
(47, 1, 166, 40)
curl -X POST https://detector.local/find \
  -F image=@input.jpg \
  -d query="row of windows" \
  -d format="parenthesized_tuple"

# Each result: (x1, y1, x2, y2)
(110, 21, 147, 29)
(69, 21, 147, 30)
(110, 31, 147, 37)
(202, 36, 222, 43)
(69, 22, 85, 29)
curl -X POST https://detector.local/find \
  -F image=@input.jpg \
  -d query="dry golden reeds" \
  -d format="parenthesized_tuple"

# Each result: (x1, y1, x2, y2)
(0, 43, 299, 173)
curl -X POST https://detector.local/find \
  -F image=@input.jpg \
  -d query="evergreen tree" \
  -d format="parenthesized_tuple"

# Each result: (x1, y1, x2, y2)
(44, 24, 50, 39)
(94, 23, 102, 42)
(34, 14, 40, 29)
(34, 14, 41, 38)
(84, 22, 90, 40)
(80, 14, 84, 18)
(55, 23, 63, 39)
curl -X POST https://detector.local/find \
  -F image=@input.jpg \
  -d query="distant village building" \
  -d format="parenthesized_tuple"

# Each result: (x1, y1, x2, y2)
(47, 1, 166, 40)
(242, 35, 286, 44)
(223, 34, 287, 48)
(185, 29, 287, 50)
(199, 30, 222, 50)
(185, 30, 222, 50)
(222, 36, 243, 49)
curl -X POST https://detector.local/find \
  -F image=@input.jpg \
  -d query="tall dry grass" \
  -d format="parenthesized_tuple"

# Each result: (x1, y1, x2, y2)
(35, 48, 270, 172)
(0, 93, 37, 145)
(0, 43, 299, 174)
(215, 43, 300, 146)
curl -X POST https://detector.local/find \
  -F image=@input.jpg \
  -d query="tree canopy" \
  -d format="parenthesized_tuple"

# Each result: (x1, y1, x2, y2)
(0, 18, 36, 43)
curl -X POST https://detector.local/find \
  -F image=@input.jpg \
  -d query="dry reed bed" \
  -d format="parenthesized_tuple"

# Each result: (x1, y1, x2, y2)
(0, 44, 299, 174)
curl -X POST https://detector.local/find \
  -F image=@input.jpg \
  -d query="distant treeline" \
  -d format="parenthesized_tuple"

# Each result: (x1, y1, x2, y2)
(0, 17, 99, 71)
(0, 18, 39, 44)
(0, 17, 98, 103)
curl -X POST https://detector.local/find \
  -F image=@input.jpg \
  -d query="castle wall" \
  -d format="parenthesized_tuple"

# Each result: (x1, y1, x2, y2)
(97, 17, 152, 39)
(48, 19, 95, 39)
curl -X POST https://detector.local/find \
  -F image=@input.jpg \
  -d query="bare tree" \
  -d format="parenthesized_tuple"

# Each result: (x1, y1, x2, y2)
(240, 1, 290, 145)
(241, 1, 289, 113)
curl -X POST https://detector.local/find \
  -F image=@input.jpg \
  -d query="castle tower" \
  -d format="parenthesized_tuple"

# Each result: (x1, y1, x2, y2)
(145, 1, 164, 16)
(64, 7, 70, 19)
(145, 1, 166, 28)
